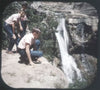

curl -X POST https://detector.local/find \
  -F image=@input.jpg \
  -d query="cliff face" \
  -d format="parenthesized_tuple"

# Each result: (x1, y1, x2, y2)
(31, 1, 98, 88)
(2, 1, 98, 89)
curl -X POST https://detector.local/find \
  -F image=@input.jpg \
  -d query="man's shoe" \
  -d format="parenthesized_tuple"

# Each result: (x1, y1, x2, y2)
(6, 50, 13, 54)
(33, 61, 41, 64)
(18, 60, 24, 64)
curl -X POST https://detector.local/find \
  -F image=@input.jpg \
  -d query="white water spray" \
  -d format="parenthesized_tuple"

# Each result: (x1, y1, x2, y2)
(55, 18, 82, 83)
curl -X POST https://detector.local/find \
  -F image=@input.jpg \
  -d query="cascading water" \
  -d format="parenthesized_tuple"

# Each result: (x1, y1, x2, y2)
(55, 18, 82, 83)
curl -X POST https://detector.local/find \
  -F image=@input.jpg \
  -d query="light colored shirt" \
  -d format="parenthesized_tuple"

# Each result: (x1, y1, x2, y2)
(18, 33, 35, 49)
(21, 15, 28, 21)
(5, 13, 20, 25)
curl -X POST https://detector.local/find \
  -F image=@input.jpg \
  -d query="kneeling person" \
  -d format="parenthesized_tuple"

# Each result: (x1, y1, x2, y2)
(18, 28, 43, 65)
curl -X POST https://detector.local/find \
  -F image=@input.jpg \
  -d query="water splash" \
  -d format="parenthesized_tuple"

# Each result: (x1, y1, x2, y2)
(55, 18, 82, 83)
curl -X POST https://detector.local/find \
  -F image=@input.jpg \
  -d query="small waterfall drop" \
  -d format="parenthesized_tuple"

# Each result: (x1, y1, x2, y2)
(55, 18, 82, 83)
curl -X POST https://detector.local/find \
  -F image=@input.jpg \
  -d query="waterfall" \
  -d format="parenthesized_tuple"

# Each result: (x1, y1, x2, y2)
(55, 18, 82, 83)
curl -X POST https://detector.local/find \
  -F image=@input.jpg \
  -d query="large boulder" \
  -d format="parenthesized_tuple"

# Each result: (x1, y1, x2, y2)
(1, 50, 68, 88)
(72, 54, 97, 87)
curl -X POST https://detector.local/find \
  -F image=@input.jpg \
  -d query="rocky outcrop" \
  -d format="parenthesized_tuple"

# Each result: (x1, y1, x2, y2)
(2, 1, 98, 89)
(73, 54, 97, 84)
(1, 50, 68, 88)
(31, 1, 98, 57)
(31, 2, 98, 31)
(30, 2, 98, 88)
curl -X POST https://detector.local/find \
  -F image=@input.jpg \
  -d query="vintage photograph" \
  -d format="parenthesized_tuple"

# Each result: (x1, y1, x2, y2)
(1, 1, 99, 89)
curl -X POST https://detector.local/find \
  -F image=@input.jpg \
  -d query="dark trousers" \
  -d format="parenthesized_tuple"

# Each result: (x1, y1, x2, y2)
(18, 40, 43, 60)
(20, 21, 27, 37)
(17, 21, 27, 45)
(3, 22, 17, 51)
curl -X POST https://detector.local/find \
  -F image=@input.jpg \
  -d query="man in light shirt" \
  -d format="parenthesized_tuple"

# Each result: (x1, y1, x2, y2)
(19, 1, 29, 38)
(4, 11, 25, 53)
(17, 28, 43, 65)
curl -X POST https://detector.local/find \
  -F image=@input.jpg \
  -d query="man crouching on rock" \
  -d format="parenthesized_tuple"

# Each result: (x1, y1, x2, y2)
(17, 28, 43, 65)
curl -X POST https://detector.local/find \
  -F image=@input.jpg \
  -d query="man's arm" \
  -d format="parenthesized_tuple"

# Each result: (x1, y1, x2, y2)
(12, 23, 15, 33)
(25, 43, 34, 65)
(11, 22, 16, 39)
(19, 20, 23, 31)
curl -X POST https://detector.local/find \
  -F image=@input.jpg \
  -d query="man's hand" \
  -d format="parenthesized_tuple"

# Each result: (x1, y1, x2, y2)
(20, 26, 23, 31)
(12, 34, 16, 39)
(18, 33, 21, 38)
(29, 61, 35, 65)
(25, 43, 35, 65)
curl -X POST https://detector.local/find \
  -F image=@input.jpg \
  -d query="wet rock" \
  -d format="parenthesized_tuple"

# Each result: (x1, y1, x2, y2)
(72, 54, 97, 85)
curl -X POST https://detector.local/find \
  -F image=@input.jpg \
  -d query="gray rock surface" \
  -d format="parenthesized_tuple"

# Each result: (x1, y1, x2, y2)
(2, 1, 98, 89)
(30, 2, 98, 87)
(1, 50, 68, 88)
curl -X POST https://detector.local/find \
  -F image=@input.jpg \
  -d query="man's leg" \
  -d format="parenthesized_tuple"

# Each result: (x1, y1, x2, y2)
(30, 50, 43, 64)
(17, 21, 26, 45)
(8, 37, 15, 51)
(31, 50, 43, 57)
(20, 21, 27, 38)
(4, 22, 14, 53)
(17, 49, 28, 64)
(17, 21, 27, 45)
(35, 39, 40, 50)
(4, 22, 13, 38)
(16, 37, 20, 46)
(31, 39, 43, 57)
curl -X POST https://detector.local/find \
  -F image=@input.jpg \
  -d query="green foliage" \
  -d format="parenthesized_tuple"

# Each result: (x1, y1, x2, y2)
(3, 1, 21, 20)
(2, 1, 59, 61)
(40, 19, 58, 60)
(47, 16, 58, 29)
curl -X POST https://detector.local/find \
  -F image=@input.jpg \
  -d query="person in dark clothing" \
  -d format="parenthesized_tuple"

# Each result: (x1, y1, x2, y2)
(4, 11, 25, 54)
